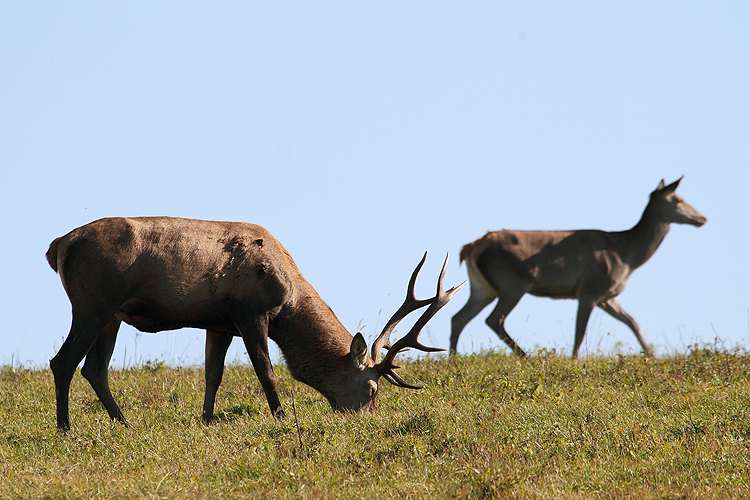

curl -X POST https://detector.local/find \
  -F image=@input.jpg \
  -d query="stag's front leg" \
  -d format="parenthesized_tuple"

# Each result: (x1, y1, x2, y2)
(598, 298, 654, 357)
(236, 315, 286, 419)
(203, 330, 233, 424)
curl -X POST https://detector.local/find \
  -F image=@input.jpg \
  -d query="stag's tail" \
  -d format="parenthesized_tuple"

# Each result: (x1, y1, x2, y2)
(46, 237, 61, 272)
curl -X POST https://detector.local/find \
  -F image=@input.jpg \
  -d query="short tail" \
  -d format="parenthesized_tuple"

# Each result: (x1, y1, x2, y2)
(46, 237, 61, 272)
(459, 241, 475, 264)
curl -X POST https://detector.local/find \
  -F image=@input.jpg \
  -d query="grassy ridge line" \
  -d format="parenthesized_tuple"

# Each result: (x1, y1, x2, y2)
(1, 349, 749, 499)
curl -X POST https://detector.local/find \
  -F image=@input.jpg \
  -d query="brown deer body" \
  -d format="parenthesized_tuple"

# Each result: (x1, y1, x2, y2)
(450, 177, 706, 358)
(47, 217, 462, 431)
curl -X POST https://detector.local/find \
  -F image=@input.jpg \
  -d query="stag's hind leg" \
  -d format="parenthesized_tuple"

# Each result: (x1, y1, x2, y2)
(202, 330, 233, 424)
(599, 298, 654, 357)
(50, 311, 118, 431)
(80, 317, 125, 425)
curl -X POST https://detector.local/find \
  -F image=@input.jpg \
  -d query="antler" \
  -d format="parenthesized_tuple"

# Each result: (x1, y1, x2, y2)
(371, 252, 465, 388)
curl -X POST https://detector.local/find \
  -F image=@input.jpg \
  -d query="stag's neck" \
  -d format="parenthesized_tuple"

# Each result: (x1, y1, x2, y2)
(622, 201, 670, 270)
(270, 292, 353, 391)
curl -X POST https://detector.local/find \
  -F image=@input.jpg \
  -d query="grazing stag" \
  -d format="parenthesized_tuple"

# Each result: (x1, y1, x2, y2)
(47, 217, 463, 431)
(450, 177, 706, 358)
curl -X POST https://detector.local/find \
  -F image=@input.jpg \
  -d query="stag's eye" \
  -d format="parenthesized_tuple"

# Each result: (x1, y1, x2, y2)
(367, 380, 378, 399)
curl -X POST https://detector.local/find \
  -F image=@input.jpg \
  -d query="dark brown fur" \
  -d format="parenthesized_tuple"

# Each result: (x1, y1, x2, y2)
(47, 217, 415, 431)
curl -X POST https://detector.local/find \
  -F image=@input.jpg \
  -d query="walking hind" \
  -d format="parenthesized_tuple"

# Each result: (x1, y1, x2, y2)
(450, 177, 706, 358)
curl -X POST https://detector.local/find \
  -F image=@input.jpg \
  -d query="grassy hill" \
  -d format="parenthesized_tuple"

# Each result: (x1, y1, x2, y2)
(2, 348, 749, 499)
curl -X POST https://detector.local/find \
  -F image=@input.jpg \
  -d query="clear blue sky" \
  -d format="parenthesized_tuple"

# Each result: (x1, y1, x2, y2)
(2, 3, 748, 368)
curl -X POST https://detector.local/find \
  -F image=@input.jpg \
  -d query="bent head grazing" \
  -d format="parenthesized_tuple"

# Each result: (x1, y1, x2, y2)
(46, 217, 463, 431)
(324, 252, 464, 414)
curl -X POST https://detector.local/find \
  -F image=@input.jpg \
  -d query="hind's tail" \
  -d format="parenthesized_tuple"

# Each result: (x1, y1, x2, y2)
(459, 240, 477, 264)
(46, 237, 61, 272)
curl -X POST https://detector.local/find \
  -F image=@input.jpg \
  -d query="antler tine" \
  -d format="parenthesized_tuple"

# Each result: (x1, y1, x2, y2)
(371, 252, 433, 364)
(382, 253, 464, 362)
(376, 253, 466, 385)
(383, 369, 422, 390)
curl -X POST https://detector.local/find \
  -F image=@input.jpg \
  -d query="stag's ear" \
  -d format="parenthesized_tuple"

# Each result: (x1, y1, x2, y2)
(656, 179, 666, 190)
(350, 332, 369, 370)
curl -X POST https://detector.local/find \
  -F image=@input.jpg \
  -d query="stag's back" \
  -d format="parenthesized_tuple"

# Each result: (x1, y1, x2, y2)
(46, 217, 299, 331)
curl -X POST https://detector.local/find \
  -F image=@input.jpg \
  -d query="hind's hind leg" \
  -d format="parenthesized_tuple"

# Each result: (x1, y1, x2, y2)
(484, 291, 529, 358)
(450, 287, 496, 354)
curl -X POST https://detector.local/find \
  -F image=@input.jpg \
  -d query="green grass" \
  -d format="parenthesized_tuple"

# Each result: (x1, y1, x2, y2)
(2, 348, 750, 499)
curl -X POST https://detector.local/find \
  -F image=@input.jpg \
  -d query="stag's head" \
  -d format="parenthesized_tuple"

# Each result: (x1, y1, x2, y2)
(651, 176, 707, 227)
(323, 253, 464, 414)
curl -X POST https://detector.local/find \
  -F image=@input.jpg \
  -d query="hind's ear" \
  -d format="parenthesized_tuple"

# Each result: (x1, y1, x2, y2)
(656, 176, 684, 193)
(663, 176, 684, 193)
